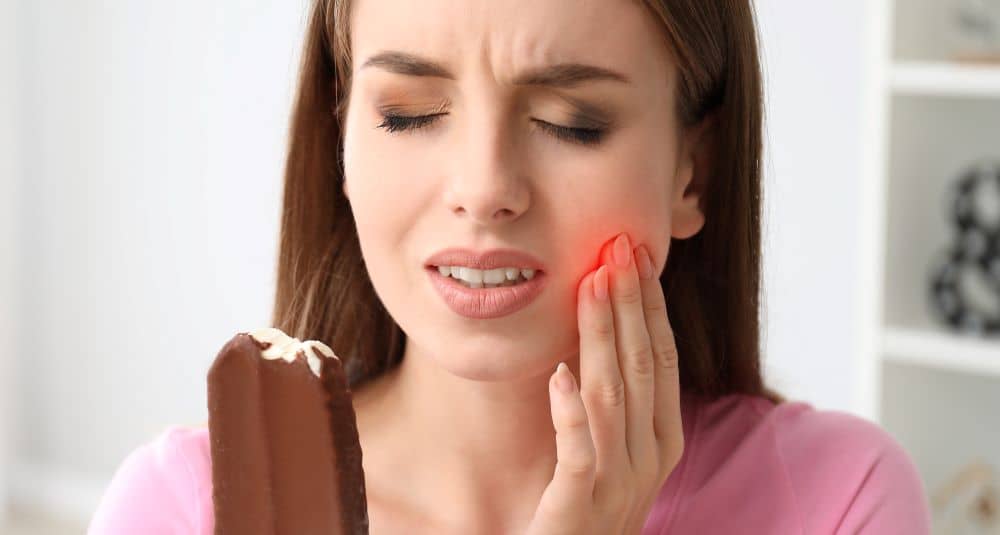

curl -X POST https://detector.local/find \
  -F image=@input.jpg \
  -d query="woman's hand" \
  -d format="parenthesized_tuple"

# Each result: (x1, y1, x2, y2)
(525, 232, 684, 535)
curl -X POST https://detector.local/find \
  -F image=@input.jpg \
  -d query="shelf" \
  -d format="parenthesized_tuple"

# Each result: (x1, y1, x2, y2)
(880, 359, 1000, 508)
(881, 96, 1000, 332)
(882, 325, 1000, 378)
(891, 60, 1000, 98)
(875, 0, 1000, 520)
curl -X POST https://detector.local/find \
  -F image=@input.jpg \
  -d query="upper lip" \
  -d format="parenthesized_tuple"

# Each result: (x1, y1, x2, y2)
(425, 248, 546, 272)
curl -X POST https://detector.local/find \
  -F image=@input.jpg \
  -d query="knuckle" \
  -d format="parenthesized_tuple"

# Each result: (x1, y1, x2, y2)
(625, 345, 655, 377)
(589, 316, 615, 340)
(616, 284, 643, 305)
(561, 451, 597, 479)
(643, 297, 667, 317)
(562, 412, 591, 434)
(654, 346, 679, 373)
(590, 380, 627, 408)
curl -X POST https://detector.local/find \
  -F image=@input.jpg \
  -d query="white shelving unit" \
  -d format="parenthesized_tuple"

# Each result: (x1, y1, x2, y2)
(892, 60, 1000, 97)
(861, 0, 1000, 530)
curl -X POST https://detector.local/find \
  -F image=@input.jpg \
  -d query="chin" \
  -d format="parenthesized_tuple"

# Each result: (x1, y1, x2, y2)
(407, 326, 580, 383)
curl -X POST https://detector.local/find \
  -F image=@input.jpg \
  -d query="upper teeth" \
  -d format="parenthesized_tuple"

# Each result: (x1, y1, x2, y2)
(436, 266, 537, 284)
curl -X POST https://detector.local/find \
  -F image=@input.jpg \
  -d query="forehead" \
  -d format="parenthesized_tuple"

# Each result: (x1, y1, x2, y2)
(349, 0, 672, 88)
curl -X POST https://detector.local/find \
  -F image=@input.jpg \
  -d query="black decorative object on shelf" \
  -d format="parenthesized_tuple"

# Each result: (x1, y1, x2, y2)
(928, 159, 1000, 336)
(952, 0, 1000, 62)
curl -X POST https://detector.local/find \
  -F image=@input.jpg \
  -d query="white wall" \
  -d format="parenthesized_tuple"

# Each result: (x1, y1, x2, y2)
(5, 0, 874, 524)
(1, 0, 25, 523)
(756, 0, 872, 413)
(7, 0, 310, 521)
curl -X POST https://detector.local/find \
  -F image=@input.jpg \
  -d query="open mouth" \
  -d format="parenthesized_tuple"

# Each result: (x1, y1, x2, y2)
(425, 265, 545, 289)
(425, 265, 548, 319)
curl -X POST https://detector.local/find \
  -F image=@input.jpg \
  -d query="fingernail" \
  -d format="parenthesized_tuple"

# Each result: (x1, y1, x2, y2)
(636, 246, 654, 280)
(593, 265, 609, 302)
(556, 362, 576, 394)
(613, 233, 631, 267)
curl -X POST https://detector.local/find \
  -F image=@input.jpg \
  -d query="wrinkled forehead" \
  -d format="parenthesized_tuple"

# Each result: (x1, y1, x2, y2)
(348, 0, 671, 88)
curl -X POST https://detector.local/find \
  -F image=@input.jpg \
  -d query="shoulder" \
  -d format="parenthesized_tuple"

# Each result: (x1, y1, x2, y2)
(88, 425, 212, 535)
(698, 392, 921, 475)
(727, 394, 932, 533)
(653, 393, 930, 534)
(762, 397, 931, 533)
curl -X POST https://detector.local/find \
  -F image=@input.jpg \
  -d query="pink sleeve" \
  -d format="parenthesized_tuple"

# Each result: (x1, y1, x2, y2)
(87, 427, 206, 535)
(835, 431, 932, 534)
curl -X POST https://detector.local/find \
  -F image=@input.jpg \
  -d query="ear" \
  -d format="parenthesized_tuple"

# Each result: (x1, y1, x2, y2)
(340, 144, 349, 200)
(670, 111, 717, 240)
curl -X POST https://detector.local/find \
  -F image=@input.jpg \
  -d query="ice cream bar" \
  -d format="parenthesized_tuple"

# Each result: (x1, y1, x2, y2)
(207, 327, 368, 535)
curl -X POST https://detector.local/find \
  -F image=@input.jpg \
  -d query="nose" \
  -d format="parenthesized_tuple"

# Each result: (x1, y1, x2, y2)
(443, 107, 530, 225)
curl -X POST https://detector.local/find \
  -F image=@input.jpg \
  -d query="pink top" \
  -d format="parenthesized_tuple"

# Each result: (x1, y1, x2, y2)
(87, 392, 932, 534)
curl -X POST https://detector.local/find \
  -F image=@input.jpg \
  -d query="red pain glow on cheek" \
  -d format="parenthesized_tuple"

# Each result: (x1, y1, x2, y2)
(572, 231, 625, 301)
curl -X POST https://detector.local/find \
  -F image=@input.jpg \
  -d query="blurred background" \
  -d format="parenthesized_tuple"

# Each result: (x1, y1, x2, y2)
(2, 0, 999, 533)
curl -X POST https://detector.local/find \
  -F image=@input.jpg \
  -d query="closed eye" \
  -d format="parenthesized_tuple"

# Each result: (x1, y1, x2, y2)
(375, 113, 606, 147)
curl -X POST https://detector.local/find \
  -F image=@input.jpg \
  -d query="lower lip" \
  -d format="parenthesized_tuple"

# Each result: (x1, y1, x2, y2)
(425, 266, 547, 319)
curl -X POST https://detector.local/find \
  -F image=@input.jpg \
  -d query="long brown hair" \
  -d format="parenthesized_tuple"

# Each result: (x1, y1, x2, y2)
(271, 0, 785, 406)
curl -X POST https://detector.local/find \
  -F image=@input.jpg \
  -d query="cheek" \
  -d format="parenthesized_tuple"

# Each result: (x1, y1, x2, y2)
(553, 163, 672, 282)
(343, 133, 421, 224)
(562, 169, 671, 230)
(559, 128, 674, 221)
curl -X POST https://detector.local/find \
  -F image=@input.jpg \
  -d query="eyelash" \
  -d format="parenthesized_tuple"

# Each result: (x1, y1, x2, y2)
(376, 113, 606, 147)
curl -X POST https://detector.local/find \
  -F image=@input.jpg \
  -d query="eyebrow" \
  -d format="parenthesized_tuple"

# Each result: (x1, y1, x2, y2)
(361, 50, 631, 87)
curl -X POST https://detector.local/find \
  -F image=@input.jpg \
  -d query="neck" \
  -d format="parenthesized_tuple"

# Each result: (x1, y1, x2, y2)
(355, 341, 579, 530)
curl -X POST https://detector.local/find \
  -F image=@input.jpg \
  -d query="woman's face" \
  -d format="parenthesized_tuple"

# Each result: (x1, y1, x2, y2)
(342, 0, 706, 381)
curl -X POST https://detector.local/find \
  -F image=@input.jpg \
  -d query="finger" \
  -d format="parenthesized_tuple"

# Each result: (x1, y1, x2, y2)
(636, 245, 683, 472)
(602, 233, 657, 474)
(533, 361, 595, 530)
(577, 259, 629, 494)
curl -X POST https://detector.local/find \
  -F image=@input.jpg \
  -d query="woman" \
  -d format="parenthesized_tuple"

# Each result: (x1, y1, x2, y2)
(89, 0, 932, 533)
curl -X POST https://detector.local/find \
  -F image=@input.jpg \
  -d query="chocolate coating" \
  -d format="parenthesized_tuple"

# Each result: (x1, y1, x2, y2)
(207, 332, 369, 535)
